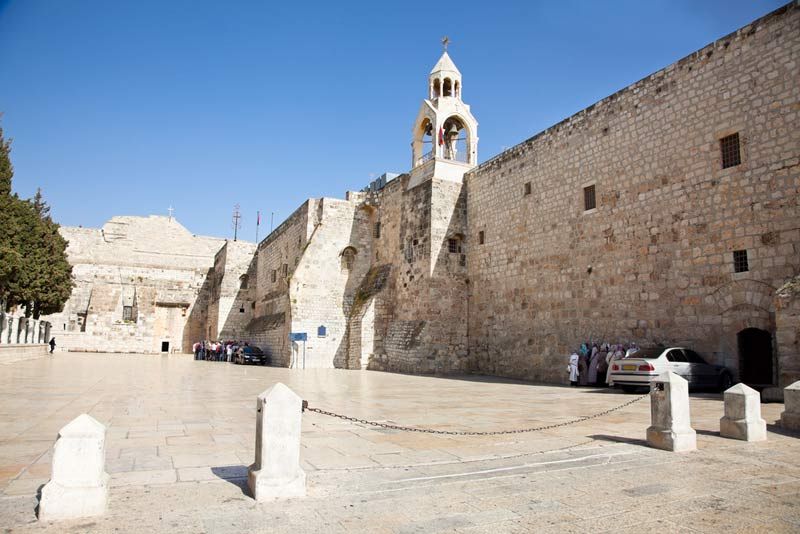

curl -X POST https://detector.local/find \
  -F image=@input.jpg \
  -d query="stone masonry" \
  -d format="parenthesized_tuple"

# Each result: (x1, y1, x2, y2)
(43, 4, 799, 389)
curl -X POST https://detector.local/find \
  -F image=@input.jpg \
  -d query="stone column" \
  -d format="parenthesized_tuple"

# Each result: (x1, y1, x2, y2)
(9, 316, 18, 344)
(247, 382, 306, 501)
(781, 381, 800, 431)
(38, 414, 110, 521)
(646, 372, 697, 452)
(720, 383, 767, 441)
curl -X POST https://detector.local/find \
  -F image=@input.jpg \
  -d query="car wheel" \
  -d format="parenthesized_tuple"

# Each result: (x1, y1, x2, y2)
(718, 372, 733, 392)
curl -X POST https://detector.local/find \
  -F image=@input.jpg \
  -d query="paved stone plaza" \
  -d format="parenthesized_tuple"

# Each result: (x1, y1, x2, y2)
(0, 353, 798, 533)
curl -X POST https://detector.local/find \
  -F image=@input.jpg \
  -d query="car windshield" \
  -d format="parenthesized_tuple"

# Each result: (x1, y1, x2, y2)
(627, 347, 664, 359)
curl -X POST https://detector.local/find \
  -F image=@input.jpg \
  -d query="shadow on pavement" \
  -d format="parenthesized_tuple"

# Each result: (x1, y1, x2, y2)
(210, 465, 249, 497)
(588, 434, 649, 447)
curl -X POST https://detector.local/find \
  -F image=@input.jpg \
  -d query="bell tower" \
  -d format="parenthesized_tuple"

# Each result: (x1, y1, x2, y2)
(409, 39, 479, 189)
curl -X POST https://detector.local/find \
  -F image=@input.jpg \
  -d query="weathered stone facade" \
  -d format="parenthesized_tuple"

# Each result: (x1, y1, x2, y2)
(45, 4, 799, 391)
(43, 216, 252, 354)
(465, 3, 800, 386)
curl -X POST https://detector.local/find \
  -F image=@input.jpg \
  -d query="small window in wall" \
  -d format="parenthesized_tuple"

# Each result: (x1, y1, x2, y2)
(720, 133, 741, 169)
(478, 231, 485, 245)
(733, 249, 749, 273)
(524, 182, 532, 196)
(282, 263, 288, 277)
(122, 306, 134, 322)
(448, 237, 462, 254)
(239, 274, 249, 289)
(342, 247, 357, 270)
(271, 269, 277, 283)
(374, 222, 381, 239)
(583, 184, 596, 211)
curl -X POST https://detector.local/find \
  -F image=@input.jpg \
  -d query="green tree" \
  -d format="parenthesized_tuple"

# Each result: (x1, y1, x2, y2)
(0, 124, 73, 317)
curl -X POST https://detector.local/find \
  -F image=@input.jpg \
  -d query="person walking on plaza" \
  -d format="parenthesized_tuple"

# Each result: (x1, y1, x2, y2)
(48, 337, 56, 354)
(568, 351, 580, 386)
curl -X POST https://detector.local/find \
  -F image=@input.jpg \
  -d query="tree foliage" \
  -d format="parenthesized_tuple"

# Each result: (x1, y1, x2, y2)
(0, 124, 74, 318)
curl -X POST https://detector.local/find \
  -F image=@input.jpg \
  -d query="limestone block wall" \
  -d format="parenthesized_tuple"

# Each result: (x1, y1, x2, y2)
(777, 277, 800, 387)
(42, 216, 231, 354)
(290, 198, 372, 368)
(207, 240, 257, 340)
(465, 4, 800, 384)
(246, 202, 313, 364)
(360, 174, 469, 374)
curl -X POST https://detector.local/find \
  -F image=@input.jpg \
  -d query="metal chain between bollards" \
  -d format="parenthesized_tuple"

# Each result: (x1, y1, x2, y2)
(303, 393, 649, 436)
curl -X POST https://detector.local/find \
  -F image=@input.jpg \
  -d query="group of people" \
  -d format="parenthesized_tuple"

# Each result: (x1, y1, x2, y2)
(567, 342, 639, 387)
(193, 340, 248, 362)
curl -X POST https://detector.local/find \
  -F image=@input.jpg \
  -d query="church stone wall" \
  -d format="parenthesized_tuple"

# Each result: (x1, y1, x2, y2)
(43, 216, 229, 354)
(465, 4, 800, 384)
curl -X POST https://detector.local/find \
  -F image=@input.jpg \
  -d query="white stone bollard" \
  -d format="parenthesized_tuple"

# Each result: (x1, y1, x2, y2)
(38, 414, 109, 521)
(247, 382, 306, 502)
(646, 372, 697, 452)
(781, 381, 800, 432)
(720, 383, 767, 441)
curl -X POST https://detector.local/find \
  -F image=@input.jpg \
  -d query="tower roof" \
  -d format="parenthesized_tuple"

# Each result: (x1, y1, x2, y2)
(430, 51, 461, 76)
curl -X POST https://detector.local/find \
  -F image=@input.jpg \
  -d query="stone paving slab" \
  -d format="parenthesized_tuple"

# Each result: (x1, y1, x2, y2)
(0, 352, 798, 532)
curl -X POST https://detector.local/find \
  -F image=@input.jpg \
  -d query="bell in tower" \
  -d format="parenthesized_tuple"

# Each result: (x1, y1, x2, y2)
(409, 38, 479, 188)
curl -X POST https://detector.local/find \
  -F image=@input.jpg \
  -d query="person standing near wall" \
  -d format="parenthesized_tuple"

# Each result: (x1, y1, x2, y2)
(48, 337, 56, 354)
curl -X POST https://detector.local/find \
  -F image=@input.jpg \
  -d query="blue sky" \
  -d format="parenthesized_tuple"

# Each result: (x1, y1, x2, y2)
(0, 0, 787, 240)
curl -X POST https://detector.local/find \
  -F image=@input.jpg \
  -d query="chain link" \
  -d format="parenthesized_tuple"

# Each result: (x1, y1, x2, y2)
(305, 393, 648, 436)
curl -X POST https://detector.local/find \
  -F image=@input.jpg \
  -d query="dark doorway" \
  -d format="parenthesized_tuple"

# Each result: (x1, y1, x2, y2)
(161, 341, 170, 353)
(737, 328, 773, 385)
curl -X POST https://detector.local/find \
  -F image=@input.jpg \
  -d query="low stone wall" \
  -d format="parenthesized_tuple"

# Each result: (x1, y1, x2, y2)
(0, 344, 49, 364)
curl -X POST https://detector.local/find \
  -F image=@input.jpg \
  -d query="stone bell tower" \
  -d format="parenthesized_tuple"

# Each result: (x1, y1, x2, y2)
(409, 43, 479, 189)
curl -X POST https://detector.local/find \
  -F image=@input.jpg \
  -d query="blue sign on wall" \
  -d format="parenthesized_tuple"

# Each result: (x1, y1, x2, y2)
(289, 332, 307, 342)
(317, 325, 327, 337)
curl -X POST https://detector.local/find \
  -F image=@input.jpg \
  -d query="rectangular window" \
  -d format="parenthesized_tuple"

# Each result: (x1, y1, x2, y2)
(448, 238, 461, 253)
(271, 269, 277, 283)
(720, 133, 741, 169)
(524, 182, 532, 196)
(374, 222, 381, 239)
(733, 249, 749, 273)
(583, 185, 596, 211)
(282, 263, 288, 276)
(122, 306, 133, 322)
(478, 230, 485, 245)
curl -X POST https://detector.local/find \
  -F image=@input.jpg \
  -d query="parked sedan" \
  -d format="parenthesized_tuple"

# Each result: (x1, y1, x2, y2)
(609, 347, 733, 392)
(234, 346, 269, 365)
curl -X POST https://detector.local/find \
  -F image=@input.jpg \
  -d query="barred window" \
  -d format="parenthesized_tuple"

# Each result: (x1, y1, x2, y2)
(524, 182, 532, 196)
(122, 306, 133, 322)
(720, 133, 741, 169)
(271, 269, 277, 283)
(282, 263, 288, 276)
(733, 249, 749, 273)
(478, 230, 485, 245)
(448, 237, 461, 254)
(583, 185, 596, 211)
(374, 222, 381, 239)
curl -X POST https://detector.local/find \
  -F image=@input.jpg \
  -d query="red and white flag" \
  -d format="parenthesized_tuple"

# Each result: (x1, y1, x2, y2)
(438, 126, 444, 146)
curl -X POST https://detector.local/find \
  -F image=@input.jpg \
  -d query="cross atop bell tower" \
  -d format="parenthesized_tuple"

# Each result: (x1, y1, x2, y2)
(409, 41, 479, 189)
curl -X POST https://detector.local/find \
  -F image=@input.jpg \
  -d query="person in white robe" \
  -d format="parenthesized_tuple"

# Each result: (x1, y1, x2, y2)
(568, 352, 580, 386)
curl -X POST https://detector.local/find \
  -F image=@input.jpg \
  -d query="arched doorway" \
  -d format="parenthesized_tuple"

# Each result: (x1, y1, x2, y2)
(737, 328, 774, 385)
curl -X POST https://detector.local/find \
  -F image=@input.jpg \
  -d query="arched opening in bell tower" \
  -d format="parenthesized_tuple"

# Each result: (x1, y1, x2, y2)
(443, 78, 453, 97)
(413, 118, 434, 167)
(442, 116, 469, 163)
(432, 79, 441, 99)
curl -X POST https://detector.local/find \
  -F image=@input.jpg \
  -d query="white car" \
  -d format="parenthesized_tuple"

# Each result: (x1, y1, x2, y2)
(609, 347, 733, 393)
